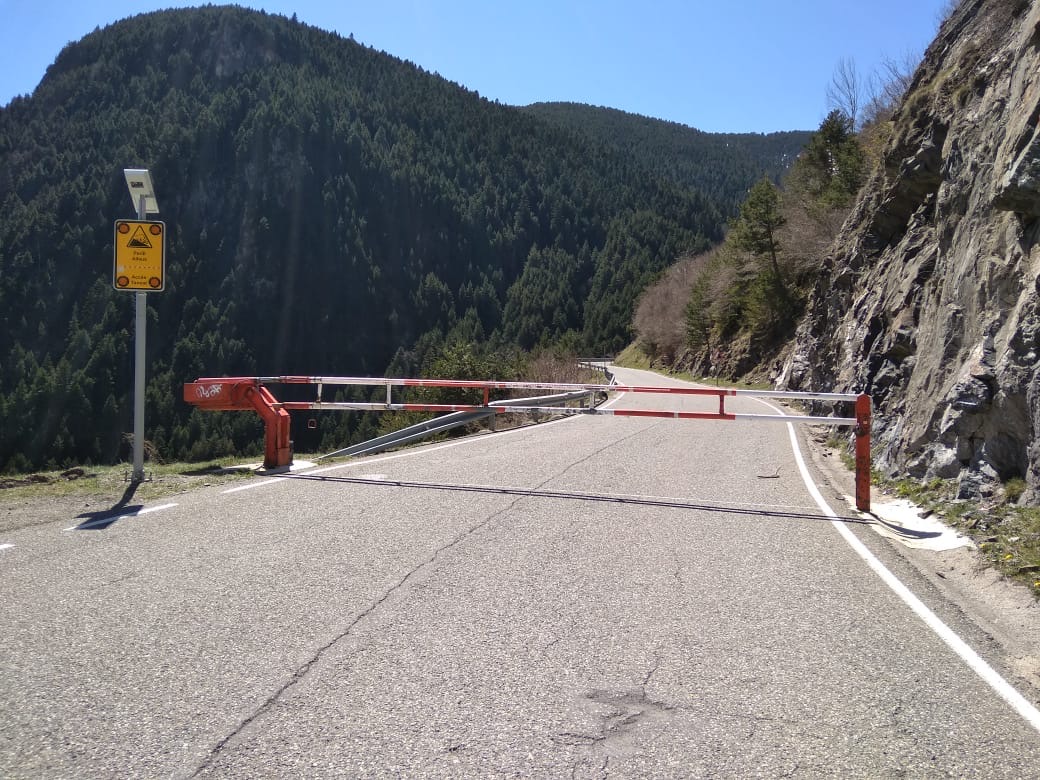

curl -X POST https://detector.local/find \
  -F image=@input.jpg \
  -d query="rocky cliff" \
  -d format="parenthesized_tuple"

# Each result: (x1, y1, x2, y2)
(780, 0, 1040, 500)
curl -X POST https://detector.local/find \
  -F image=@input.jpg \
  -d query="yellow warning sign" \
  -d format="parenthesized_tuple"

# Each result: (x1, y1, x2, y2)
(113, 220, 165, 292)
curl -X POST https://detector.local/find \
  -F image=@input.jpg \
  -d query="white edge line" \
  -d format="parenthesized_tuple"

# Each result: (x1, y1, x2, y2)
(761, 398, 1040, 734)
(63, 502, 178, 531)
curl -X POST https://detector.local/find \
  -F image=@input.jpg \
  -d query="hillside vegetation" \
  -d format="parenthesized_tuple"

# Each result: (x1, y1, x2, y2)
(0, 6, 808, 472)
(523, 102, 811, 216)
(631, 110, 866, 378)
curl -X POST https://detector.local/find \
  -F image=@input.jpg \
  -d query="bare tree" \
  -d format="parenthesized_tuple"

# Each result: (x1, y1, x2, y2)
(863, 50, 920, 125)
(826, 58, 863, 129)
(633, 252, 711, 362)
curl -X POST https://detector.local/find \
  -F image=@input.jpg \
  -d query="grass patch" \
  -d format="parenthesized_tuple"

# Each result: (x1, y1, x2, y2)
(851, 464, 1039, 597)
(826, 434, 857, 471)
(892, 476, 948, 505)
(878, 474, 1040, 593)
(613, 342, 653, 370)
(1004, 477, 1027, 503)
(614, 342, 770, 390)
(973, 505, 1040, 596)
(0, 457, 256, 505)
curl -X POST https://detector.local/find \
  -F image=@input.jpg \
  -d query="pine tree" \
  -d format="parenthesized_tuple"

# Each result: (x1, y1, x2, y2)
(732, 178, 785, 285)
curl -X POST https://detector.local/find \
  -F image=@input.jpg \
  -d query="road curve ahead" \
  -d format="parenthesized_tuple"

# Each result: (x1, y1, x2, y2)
(1, 366, 1039, 778)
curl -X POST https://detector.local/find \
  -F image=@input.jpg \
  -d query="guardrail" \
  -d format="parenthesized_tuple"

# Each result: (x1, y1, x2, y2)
(318, 389, 597, 460)
(184, 376, 872, 511)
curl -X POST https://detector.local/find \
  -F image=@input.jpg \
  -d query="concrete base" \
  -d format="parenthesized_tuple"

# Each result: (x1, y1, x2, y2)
(255, 460, 315, 476)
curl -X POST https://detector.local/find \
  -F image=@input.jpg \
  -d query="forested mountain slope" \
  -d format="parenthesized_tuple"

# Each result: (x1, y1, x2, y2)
(0, 6, 801, 471)
(523, 102, 811, 216)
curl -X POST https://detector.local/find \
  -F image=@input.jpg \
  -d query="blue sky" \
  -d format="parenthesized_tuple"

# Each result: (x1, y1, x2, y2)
(0, 1, 951, 133)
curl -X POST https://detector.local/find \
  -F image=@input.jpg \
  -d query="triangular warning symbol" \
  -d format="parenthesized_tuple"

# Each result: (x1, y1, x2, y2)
(127, 225, 152, 249)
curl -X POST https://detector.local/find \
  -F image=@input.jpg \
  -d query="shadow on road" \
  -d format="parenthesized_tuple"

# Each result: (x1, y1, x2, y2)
(70, 482, 143, 531)
(279, 472, 890, 530)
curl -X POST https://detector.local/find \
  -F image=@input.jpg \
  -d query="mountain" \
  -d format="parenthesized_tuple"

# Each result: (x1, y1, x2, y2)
(522, 102, 812, 216)
(779, 0, 1040, 500)
(0, 6, 803, 472)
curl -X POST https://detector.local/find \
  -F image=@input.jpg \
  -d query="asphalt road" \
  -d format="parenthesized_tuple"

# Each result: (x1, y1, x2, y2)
(2, 366, 1039, 778)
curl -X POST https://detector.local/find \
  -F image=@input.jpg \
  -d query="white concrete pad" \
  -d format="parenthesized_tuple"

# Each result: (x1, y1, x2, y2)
(845, 495, 974, 551)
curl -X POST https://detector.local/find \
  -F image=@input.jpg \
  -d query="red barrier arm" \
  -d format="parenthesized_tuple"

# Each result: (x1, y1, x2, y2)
(183, 380, 292, 470)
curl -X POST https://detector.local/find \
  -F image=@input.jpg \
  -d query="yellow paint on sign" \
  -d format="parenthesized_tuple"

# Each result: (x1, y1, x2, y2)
(113, 219, 165, 292)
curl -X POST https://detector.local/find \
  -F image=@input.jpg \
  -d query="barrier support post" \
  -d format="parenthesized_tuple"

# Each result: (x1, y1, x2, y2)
(183, 380, 292, 470)
(855, 394, 872, 513)
(251, 384, 292, 470)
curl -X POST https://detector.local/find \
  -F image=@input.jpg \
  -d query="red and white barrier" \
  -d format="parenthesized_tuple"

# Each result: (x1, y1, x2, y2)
(184, 375, 872, 511)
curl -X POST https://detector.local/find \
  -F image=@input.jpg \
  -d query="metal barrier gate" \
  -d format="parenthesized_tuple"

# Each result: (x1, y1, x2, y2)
(183, 376, 872, 511)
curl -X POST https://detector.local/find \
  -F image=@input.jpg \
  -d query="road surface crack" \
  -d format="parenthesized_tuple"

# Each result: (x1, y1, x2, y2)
(547, 423, 660, 486)
(189, 444, 620, 776)
(559, 656, 673, 771)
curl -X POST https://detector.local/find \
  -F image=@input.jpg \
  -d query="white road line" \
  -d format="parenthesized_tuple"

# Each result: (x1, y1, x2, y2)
(223, 478, 282, 494)
(778, 413, 1040, 734)
(64, 502, 178, 532)
(600, 387, 625, 410)
(0, 543, 14, 552)
(139, 502, 178, 515)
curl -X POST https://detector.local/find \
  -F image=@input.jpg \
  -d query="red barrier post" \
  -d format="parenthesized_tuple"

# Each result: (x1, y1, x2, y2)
(250, 384, 292, 470)
(855, 394, 872, 513)
(184, 380, 292, 470)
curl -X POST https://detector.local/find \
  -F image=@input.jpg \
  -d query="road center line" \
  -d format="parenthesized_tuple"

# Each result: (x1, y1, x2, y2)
(774, 407, 1040, 734)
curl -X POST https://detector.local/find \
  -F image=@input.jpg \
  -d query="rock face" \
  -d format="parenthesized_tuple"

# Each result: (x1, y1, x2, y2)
(779, 0, 1040, 500)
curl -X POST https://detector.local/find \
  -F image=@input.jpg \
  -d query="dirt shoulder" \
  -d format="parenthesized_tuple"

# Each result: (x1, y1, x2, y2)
(0, 463, 255, 534)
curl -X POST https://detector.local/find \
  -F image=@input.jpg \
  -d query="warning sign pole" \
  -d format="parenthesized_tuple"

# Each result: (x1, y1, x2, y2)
(122, 169, 161, 483)
(133, 199, 148, 482)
